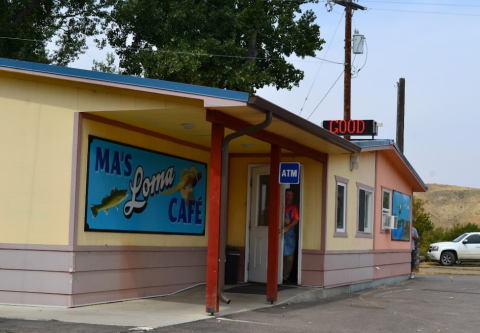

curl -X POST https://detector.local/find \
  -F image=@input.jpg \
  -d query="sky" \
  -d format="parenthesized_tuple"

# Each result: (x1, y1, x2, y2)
(68, 0, 480, 189)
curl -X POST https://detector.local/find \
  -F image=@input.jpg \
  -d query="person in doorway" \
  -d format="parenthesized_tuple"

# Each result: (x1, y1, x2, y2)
(410, 221, 420, 279)
(282, 189, 299, 283)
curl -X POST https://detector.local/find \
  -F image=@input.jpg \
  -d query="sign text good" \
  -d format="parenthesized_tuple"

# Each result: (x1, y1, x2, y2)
(322, 120, 377, 136)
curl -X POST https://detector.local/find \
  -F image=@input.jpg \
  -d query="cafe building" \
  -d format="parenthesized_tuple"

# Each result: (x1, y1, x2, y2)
(0, 58, 427, 311)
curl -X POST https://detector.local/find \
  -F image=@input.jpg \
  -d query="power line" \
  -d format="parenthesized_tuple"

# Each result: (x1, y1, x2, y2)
(367, 7, 480, 17)
(360, 1, 480, 8)
(299, 11, 344, 116)
(306, 69, 345, 120)
(0, 36, 342, 64)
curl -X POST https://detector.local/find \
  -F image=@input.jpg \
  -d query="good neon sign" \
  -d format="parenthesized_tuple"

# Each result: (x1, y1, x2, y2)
(322, 120, 377, 136)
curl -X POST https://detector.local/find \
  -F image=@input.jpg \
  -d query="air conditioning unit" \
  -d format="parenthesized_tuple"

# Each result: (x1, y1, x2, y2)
(382, 214, 398, 230)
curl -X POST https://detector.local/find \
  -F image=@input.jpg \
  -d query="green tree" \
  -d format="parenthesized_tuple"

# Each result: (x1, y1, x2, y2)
(100, 0, 324, 93)
(413, 197, 434, 236)
(0, 0, 115, 65)
(92, 52, 120, 73)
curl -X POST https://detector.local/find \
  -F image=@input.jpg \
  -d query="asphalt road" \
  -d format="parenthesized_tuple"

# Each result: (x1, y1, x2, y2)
(159, 274, 480, 333)
(2, 274, 480, 333)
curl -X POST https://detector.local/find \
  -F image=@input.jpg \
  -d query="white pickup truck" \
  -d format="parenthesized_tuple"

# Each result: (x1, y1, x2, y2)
(427, 232, 480, 266)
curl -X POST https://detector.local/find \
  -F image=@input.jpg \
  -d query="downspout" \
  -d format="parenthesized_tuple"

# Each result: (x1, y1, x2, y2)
(217, 111, 273, 304)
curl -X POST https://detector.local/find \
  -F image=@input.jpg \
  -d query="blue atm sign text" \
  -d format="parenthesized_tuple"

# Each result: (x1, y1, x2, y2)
(279, 162, 300, 184)
(85, 136, 207, 235)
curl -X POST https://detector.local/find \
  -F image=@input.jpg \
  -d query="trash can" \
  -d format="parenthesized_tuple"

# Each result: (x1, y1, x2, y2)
(225, 245, 240, 285)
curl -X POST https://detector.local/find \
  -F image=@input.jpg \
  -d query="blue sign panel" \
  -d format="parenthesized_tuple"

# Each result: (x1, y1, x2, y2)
(279, 162, 300, 184)
(391, 191, 411, 242)
(85, 136, 207, 235)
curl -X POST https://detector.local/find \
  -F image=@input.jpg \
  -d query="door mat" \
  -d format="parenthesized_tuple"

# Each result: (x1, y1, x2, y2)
(225, 283, 296, 295)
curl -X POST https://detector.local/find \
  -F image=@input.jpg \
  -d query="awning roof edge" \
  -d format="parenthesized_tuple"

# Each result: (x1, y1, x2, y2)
(247, 96, 361, 154)
(353, 139, 428, 192)
(0, 57, 249, 105)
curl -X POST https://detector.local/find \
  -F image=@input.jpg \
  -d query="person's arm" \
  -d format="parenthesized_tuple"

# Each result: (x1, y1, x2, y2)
(284, 218, 299, 232)
(412, 229, 420, 241)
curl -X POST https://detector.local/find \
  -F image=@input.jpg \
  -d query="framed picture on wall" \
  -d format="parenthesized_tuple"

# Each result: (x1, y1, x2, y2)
(391, 191, 411, 241)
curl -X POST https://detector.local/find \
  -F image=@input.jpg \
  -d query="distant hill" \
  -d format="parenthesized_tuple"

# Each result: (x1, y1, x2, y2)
(414, 184, 480, 228)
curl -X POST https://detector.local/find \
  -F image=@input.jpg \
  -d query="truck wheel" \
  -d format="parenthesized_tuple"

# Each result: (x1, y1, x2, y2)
(440, 251, 455, 266)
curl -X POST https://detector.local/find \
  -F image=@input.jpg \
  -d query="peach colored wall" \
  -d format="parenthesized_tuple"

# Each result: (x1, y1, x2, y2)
(374, 151, 413, 250)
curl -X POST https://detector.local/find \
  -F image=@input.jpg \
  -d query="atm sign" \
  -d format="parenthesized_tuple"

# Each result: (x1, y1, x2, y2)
(322, 120, 377, 136)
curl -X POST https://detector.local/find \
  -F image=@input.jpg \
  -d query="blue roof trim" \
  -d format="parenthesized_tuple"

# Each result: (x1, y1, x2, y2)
(0, 57, 250, 102)
(352, 139, 427, 190)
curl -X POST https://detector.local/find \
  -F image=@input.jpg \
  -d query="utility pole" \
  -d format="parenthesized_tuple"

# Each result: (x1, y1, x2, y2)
(332, 1, 366, 139)
(396, 78, 405, 152)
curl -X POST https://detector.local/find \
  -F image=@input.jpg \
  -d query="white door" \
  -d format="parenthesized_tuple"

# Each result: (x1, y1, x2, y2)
(248, 166, 271, 283)
(248, 166, 287, 283)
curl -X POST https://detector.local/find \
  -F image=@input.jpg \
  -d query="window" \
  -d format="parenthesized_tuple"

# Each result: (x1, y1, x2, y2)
(381, 189, 391, 232)
(357, 183, 374, 237)
(336, 182, 346, 232)
(334, 176, 349, 237)
(465, 234, 480, 244)
(382, 190, 391, 216)
(358, 189, 372, 233)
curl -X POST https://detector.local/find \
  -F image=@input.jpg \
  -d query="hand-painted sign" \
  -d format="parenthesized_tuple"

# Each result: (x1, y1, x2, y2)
(279, 162, 300, 184)
(391, 191, 411, 242)
(322, 120, 377, 136)
(85, 136, 207, 235)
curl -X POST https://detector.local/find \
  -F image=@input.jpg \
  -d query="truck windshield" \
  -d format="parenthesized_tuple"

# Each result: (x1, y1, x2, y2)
(453, 233, 468, 243)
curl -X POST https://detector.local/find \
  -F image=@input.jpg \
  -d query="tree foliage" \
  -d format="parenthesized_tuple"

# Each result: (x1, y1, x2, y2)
(413, 197, 434, 236)
(92, 52, 120, 73)
(100, 0, 324, 93)
(0, 0, 115, 65)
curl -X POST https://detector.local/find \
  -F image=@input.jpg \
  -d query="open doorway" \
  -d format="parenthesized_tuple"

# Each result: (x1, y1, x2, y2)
(245, 165, 303, 285)
(283, 183, 301, 285)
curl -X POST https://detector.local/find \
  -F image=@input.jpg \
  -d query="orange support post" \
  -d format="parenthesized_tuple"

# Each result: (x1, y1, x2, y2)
(267, 144, 281, 303)
(205, 123, 224, 314)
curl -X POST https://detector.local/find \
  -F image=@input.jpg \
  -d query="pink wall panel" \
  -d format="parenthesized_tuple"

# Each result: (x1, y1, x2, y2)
(0, 291, 69, 307)
(375, 151, 413, 251)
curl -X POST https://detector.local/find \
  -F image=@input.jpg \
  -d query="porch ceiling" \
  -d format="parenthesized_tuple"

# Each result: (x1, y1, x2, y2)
(86, 108, 289, 154)
(87, 101, 359, 156)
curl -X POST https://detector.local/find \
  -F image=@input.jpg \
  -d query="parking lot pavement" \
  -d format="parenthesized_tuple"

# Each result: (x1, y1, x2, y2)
(2, 274, 479, 333)
(157, 274, 480, 333)
(0, 318, 134, 333)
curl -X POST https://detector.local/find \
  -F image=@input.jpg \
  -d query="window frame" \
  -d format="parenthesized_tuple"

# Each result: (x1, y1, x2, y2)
(381, 187, 392, 234)
(334, 176, 349, 237)
(356, 182, 374, 238)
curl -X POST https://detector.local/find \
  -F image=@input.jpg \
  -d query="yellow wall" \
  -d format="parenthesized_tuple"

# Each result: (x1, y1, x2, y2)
(326, 152, 376, 251)
(0, 73, 205, 246)
(77, 118, 210, 247)
(0, 76, 75, 245)
(227, 156, 323, 250)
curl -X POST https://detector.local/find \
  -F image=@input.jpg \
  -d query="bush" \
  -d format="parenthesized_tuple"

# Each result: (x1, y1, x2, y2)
(419, 223, 480, 255)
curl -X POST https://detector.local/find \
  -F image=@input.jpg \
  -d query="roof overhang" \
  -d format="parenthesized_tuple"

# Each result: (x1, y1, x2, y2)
(356, 141, 427, 192)
(0, 57, 361, 157)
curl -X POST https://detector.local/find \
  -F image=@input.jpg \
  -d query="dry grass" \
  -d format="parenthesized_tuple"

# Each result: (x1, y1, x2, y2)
(414, 184, 480, 228)
(419, 261, 480, 275)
